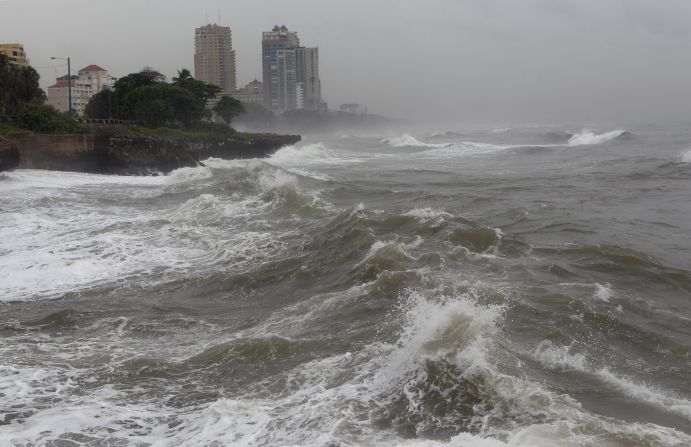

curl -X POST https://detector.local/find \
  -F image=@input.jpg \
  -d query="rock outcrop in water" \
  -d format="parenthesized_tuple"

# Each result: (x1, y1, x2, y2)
(0, 136, 20, 172)
(1, 131, 301, 175)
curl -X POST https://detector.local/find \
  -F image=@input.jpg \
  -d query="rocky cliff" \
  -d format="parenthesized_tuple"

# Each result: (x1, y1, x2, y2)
(0, 132, 300, 175)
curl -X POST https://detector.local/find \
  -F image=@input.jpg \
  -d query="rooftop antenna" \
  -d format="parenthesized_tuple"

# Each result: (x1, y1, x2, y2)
(205, 13, 209, 25)
(218, 8, 221, 25)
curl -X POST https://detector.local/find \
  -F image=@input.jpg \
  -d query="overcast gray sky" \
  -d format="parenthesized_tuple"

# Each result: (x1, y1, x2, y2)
(1, 0, 690, 125)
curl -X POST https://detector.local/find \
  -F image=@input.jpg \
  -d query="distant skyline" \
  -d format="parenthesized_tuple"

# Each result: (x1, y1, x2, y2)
(2, 0, 691, 125)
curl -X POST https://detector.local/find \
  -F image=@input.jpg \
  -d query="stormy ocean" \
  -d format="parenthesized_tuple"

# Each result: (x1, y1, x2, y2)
(1, 125, 691, 446)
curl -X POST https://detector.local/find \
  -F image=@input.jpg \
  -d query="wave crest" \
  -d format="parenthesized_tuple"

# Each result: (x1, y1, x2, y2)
(383, 134, 450, 148)
(568, 129, 626, 146)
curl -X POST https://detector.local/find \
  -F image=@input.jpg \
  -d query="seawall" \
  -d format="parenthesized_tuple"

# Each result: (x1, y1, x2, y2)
(1, 132, 301, 175)
(0, 136, 20, 172)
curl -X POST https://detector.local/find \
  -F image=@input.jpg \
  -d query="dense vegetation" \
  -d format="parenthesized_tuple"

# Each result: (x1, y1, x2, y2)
(1, 55, 250, 134)
(213, 95, 245, 124)
(0, 53, 45, 116)
(0, 53, 87, 134)
(85, 67, 246, 130)
(16, 102, 85, 134)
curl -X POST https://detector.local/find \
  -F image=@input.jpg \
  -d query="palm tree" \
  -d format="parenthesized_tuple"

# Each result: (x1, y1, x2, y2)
(173, 69, 193, 85)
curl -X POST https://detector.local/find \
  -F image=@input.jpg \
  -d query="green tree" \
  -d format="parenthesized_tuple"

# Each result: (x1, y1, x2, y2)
(124, 84, 206, 128)
(113, 69, 161, 119)
(0, 54, 45, 116)
(16, 102, 83, 134)
(213, 96, 245, 124)
(172, 68, 221, 104)
(84, 87, 116, 119)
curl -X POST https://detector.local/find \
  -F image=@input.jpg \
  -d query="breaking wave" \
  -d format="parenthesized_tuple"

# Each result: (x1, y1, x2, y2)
(567, 129, 627, 146)
(384, 134, 450, 148)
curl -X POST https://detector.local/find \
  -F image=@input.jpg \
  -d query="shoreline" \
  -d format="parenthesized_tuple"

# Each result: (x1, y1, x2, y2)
(0, 128, 300, 175)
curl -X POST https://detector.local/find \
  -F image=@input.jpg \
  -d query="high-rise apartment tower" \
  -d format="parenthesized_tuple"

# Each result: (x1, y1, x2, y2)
(296, 47, 321, 111)
(262, 25, 299, 112)
(194, 24, 237, 94)
(262, 26, 322, 113)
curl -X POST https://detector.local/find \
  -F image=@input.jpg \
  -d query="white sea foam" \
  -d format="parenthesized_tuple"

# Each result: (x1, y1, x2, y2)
(404, 208, 453, 223)
(533, 341, 589, 372)
(596, 368, 691, 420)
(4, 288, 690, 446)
(0, 169, 165, 191)
(568, 129, 625, 146)
(592, 283, 613, 302)
(0, 166, 299, 301)
(532, 341, 691, 420)
(167, 164, 214, 183)
(680, 149, 691, 163)
(269, 142, 364, 166)
(383, 134, 450, 148)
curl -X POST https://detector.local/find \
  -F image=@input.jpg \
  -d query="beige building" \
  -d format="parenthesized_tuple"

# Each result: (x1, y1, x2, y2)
(0, 43, 29, 66)
(234, 80, 264, 104)
(194, 24, 237, 95)
(47, 65, 117, 116)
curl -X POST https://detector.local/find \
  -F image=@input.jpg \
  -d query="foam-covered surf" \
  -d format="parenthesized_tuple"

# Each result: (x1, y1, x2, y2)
(567, 129, 627, 146)
(384, 134, 451, 148)
(2, 125, 691, 446)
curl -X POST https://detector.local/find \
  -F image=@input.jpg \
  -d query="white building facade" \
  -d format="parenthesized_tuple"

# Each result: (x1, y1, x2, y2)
(47, 65, 116, 117)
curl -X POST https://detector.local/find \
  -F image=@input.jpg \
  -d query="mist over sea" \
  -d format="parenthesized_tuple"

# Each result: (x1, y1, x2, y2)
(1, 124, 691, 446)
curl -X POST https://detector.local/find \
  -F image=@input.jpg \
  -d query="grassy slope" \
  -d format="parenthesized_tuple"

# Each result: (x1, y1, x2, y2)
(0, 122, 23, 136)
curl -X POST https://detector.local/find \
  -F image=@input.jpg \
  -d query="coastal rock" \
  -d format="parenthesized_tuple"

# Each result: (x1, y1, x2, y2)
(2, 132, 301, 175)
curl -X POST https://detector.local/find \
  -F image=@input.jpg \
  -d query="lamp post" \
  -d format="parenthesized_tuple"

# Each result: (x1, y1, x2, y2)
(51, 56, 72, 118)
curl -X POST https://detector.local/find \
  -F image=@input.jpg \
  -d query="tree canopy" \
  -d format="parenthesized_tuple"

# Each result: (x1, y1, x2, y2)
(0, 53, 45, 116)
(213, 96, 246, 124)
(124, 84, 207, 128)
(90, 67, 225, 128)
(173, 68, 221, 104)
(112, 71, 161, 120)
(84, 87, 115, 119)
(17, 102, 83, 134)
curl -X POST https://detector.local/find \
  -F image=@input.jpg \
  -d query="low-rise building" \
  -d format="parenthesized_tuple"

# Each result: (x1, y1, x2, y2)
(234, 80, 264, 104)
(0, 43, 29, 66)
(47, 64, 117, 116)
(340, 103, 367, 115)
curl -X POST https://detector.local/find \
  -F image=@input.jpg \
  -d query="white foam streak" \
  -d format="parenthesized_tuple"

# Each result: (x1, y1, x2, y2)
(568, 129, 625, 146)
(384, 134, 450, 148)
(680, 149, 691, 163)
(533, 341, 691, 420)
(269, 142, 364, 166)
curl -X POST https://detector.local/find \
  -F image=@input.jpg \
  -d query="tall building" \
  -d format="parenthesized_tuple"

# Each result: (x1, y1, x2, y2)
(0, 43, 29, 66)
(296, 47, 322, 111)
(194, 24, 237, 95)
(276, 48, 298, 112)
(262, 25, 299, 112)
(47, 65, 116, 116)
(262, 26, 323, 113)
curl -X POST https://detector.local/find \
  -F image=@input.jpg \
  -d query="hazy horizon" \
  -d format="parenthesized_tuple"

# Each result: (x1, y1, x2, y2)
(1, 0, 691, 126)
